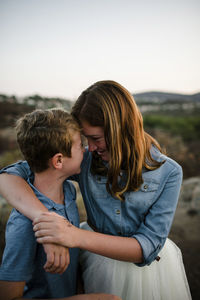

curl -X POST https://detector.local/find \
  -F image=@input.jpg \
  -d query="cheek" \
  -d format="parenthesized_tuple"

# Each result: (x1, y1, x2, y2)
(100, 140, 108, 150)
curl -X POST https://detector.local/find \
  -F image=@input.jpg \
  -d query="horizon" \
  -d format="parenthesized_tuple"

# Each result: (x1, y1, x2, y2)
(1, 89, 200, 102)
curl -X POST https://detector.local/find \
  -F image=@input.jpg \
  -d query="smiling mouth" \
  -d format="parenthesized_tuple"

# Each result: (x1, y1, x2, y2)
(97, 150, 105, 155)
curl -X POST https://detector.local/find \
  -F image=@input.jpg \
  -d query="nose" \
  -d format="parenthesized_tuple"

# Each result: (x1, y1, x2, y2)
(88, 140, 97, 152)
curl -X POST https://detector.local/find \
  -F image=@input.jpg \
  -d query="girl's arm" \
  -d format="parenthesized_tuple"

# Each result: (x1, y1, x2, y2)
(0, 174, 47, 219)
(33, 213, 143, 263)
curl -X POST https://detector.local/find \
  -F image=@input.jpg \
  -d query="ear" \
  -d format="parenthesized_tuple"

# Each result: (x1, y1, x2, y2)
(51, 153, 64, 169)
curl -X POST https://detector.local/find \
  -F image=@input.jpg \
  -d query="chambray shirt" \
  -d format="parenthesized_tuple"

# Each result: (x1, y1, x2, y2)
(0, 146, 182, 267)
(0, 169, 79, 298)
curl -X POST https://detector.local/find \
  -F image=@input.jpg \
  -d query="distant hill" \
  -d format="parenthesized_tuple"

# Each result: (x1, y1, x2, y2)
(133, 91, 200, 103)
(132, 91, 200, 114)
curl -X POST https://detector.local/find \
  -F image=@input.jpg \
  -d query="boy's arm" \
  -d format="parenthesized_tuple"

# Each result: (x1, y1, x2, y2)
(0, 281, 120, 300)
(0, 281, 25, 300)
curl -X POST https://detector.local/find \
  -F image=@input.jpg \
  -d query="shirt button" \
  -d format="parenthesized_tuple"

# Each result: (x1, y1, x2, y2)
(143, 184, 148, 190)
(116, 209, 121, 215)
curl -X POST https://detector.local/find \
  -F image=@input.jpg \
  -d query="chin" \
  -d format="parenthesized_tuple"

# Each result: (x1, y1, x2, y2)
(101, 155, 109, 162)
(75, 168, 81, 174)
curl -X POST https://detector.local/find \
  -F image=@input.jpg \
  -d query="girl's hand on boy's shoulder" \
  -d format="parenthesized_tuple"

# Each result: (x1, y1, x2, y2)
(42, 243, 70, 274)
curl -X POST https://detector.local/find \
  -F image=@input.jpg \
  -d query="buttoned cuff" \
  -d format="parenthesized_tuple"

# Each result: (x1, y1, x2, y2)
(133, 233, 163, 267)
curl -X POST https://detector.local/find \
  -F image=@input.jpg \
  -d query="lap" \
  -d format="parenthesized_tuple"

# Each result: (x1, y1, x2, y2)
(79, 222, 191, 300)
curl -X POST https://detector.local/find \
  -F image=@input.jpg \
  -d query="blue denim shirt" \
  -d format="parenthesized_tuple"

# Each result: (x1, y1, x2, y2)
(0, 146, 182, 267)
(0, 168, 80, 298)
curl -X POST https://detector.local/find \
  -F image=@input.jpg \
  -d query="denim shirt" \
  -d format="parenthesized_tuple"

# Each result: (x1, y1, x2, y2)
(0, 147, 182, 267)
(0, 169, 80, 298)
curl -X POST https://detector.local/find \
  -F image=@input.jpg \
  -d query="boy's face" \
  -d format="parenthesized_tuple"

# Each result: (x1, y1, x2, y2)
(64, 132, 84, 176)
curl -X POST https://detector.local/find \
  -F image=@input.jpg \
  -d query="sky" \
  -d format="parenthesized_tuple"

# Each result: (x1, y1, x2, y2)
(0, 0, 200, 100)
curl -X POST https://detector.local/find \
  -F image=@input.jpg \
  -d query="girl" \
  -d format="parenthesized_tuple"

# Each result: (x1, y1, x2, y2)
(0, 81, 192, 300)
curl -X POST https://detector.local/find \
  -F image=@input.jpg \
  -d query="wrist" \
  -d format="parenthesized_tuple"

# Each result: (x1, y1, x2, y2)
(73, 226, 83, 248)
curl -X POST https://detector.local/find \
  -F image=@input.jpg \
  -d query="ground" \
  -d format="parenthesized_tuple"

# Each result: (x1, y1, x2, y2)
(169, 202, 200, 300)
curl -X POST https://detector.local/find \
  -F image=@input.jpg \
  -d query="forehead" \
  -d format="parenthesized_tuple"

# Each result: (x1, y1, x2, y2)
(81, 121, 104, 137)
(71, 131, 81, 143)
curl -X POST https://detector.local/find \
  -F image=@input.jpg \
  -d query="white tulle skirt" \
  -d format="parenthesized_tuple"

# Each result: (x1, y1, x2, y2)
(79, 222, 192, 300)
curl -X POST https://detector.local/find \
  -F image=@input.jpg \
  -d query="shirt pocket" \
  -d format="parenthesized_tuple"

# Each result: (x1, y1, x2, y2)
(88, 172, 109, 199)
(125, 180, 160, 214)
(140, 180, 159, 194)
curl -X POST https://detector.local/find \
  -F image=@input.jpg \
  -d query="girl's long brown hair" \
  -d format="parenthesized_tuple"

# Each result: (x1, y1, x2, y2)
(72, 80, 164, 200)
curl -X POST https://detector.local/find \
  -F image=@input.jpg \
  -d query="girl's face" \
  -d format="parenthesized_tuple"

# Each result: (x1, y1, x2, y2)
(81, 121, 110, 162)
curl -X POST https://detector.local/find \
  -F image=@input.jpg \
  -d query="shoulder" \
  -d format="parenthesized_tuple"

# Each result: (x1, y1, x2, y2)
(6, 208, 32, 230)
(143, 147, 183, 187)
(0, 160, 32, 179)
(4, 209, 35, 252)
(150, 145, 182, 175)
(63, 180, 77, 200)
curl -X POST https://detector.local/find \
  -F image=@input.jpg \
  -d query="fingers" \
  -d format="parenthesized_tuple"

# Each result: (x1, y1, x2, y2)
(34, 228, 50, 237)
(34, 226, 60, 244)
(43, 244, 70, 275)
(60, 248, 70, 273)
(34, 225, 55, 243)
(33, 211, 66, 226)
(43, 247, 64, 274)
(43, 249, 55, 271)
(33, 211, 58, 225)
(33, 217, 72, 243)
(45, 248, 69, 275)
(33, 220, 57, 234)
(34, 226, 61, 246)
(33, 213, 54, 226)
(36, 236, 54, 244)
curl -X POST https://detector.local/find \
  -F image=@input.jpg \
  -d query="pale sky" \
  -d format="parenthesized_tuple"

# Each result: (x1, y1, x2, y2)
(0, 0, 200, 100)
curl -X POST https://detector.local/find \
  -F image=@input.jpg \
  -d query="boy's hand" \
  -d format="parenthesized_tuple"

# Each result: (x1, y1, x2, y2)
(43, 243, 70, 274)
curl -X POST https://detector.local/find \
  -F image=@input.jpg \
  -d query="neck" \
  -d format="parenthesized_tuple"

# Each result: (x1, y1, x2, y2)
(33, 170, 65, 204)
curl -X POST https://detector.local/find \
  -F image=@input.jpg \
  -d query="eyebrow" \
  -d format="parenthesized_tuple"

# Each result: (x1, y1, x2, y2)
(84, 134, 102, 138)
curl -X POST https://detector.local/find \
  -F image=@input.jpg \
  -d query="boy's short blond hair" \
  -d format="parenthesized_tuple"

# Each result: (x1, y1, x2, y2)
(16, 108, 80, 172)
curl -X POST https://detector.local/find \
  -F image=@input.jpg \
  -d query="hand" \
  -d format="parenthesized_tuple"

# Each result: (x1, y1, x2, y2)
(33, 212, 79, 248)
(42, 243, 70, 274)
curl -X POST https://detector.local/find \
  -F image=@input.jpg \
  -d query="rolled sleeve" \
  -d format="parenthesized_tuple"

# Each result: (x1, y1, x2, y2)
(0, 161, 30, 180)
(0, 210, 37, 281)
(133, 163, 183, 266)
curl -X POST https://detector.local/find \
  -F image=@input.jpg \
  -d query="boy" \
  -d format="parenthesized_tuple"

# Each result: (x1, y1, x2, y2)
(0, 109, 120, 300)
